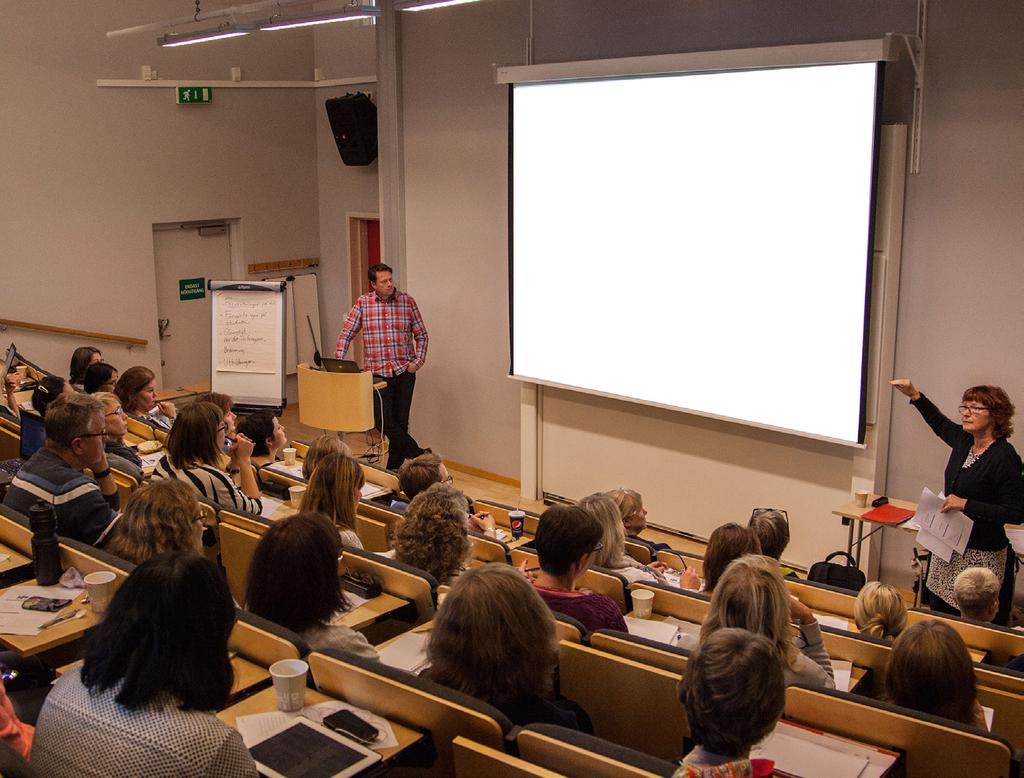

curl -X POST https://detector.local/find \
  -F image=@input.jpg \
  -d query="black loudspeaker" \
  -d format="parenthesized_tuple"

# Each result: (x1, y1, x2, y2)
(325, 93, 378, 166)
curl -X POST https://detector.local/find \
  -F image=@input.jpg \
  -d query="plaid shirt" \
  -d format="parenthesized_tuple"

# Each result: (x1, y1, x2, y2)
(335, 289, 428, 377)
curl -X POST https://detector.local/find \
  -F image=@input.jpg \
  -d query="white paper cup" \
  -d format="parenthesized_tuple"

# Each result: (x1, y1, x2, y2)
(282, 447, 297, 466)
(288, 485, 306, 508)
(270, 659, 308, 712)
(632, 589, 655, 619)
(855, 491, 870, 508)
(85, 571, 117, 615)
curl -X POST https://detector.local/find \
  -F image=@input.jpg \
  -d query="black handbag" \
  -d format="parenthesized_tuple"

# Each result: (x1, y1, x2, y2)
(807, 551, 866, 593)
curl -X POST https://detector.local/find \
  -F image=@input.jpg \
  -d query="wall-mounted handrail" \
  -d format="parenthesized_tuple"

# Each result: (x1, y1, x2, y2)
(0, 318, 147, 347)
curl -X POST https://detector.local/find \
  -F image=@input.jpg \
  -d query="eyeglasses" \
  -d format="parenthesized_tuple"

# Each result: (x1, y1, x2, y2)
(958, 405, 990, 415)
(217, 423, 229, 433)
(442, 474, 454, 485)
(751, 508, 789, 524)
(105, 407, 123, 417)
(77, 430, 107, 440)
(592, 541, 604, 552)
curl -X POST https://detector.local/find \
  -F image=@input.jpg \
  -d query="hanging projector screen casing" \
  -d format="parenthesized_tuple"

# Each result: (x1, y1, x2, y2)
(506, 44, 887, 446)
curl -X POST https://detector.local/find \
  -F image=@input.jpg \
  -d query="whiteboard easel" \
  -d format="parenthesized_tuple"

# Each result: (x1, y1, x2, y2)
(209, 280, 287, 411)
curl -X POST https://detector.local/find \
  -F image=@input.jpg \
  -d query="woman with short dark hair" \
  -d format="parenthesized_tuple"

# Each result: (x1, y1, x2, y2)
(69, 346, 102, 390)
(152, 401, 262, 514)
(83, 362, 118, 395)
(245, 512, 377, 659)
(31, 552, 257, 776)
(114, 365, 177, 430)
(424, 564, 591, 730)
(237, 411, 287, 469)
(702, 523, 761, 593)
(32, 375, 74, 418)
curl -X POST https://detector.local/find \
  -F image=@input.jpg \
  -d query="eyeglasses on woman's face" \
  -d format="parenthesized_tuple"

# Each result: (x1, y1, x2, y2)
(958, 405, 990, 416)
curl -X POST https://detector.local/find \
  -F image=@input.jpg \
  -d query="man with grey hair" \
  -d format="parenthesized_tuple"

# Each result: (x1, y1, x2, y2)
(3, 394, 119, 546)
(953, 567, 1001, 623)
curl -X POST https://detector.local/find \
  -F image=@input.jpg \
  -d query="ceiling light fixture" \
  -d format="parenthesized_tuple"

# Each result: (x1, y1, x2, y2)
(395, 0, 482, 11)
(259, 5, 380, 30)
(157, 21, 254, 47)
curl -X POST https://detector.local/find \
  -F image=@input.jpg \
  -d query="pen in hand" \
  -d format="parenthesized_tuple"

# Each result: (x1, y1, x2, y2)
(39, 608, 83, 630)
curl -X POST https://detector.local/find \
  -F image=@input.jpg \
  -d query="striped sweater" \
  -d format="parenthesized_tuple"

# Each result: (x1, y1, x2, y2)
(152, 456, 262, 515)
(2, 449, 119, 546)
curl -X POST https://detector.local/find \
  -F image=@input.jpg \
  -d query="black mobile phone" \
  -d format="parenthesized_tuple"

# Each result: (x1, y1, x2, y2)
(21, 596, 72, 612)
(321, 709, 380, 744)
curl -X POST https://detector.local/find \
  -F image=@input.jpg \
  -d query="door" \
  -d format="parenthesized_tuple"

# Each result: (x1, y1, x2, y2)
(347, 214, 381, 366)
(153, 223, 232, 389)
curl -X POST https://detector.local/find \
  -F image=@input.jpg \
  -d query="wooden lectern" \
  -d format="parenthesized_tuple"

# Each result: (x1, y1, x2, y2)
(296, 363, 375, 434)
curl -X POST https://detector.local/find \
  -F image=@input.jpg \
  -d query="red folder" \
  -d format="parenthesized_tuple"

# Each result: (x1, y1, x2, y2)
(862, 504, 915, 524)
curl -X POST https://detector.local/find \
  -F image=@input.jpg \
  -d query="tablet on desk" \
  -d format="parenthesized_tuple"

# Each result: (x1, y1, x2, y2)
(249, 718, 381, 778)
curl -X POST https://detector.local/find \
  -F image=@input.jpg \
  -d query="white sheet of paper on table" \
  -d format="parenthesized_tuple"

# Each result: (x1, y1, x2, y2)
(0, 554, 10, 564)
(259, 496, 283, 519)
(983, 704, 994, 731)
(751, 724, 869, 778)
(623, 616, 681, 646)
(831, 659, 853, 693)
(813, 613, 851, 632)
(0, 584, 86, 635)
(377, 631, 429, 675)
(266, 462, 304, 478)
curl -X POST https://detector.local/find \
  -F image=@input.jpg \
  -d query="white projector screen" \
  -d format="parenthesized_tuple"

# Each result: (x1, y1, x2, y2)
(510, 62, 881, 444)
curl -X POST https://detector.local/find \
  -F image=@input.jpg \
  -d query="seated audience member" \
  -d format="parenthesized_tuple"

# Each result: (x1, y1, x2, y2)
(854, 581, 907, 641)
(394, 452, 450, 512)
(236, 411, 287, 471)
(580, 492, 677, 586)
(245, 512, 377, 660)
(0, 674, 33, 760)
(608, 487, 670, 554)
(676, 628, 783, 778)
(1, 368, 21, 422)
(748, 508, 797, 577)
(32, 375, 74, 417)
(301, 451, 364, 548)
(424, 563, 592, 731)
(701, 555, 834, 689)
(114, 366, 176, 430)
(302, 433, 350, 480)
(702, 523, 762, 594)
(82, 362, 118, 395)
(886, 620, 986, 728)
(2, 394, 119, 546)
(152, 401, 262, 514)
(531, 505, 627, 633)
(93, 391, 144, 483)
(31, 552, 258, 776)
(192, 391, 237, 441)
(68, 346, 102, 391)
(394, 484, 472, 584)
(104, 480, 204, 565)
(954, 567, 1001, 623)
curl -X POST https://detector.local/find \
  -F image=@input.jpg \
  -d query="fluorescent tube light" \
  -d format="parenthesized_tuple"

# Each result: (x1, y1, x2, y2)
(396, 0, 482, 11)
(259, 6, 380, 30)
(157, 23, 254, 47)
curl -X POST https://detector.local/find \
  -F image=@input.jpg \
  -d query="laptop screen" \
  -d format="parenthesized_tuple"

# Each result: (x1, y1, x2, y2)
(19, 412, 45, 460)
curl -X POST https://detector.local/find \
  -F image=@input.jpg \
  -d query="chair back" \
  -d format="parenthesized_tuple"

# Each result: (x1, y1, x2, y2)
(819, 625, 892, 693)
(557, 640, 686, 761)
(623, 540, 651, 565)
(517, 724, 678, 778)
(219, 509, 272, 604)
(109, 468, 139, 508)
(656, 549, 704, 578)
(454, 737, 565, 777)
(309, 649, 511, 777)
(907, 608, 1024, 665)
(784, 576, 858, 620)
(469, 531, 511, 564)
(588, 629, 690, 675)
(784, 685, 1014, 777)
(554, 613, 586, 644)
(475, 499, 542, 536)
(360, 462, 400, 493)
(630, 581, 710, 623)
(125, 417, 156, 441)
(0, 424, 18, 461)
(338, 546, 437, 625)
(354, 514, 390, 552)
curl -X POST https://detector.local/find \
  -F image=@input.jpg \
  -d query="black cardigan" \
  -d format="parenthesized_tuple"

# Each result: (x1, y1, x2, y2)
(911, 393, 1024, 550)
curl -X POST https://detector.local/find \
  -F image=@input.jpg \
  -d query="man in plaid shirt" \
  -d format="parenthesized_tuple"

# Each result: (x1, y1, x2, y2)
(335, 262, 429, 470)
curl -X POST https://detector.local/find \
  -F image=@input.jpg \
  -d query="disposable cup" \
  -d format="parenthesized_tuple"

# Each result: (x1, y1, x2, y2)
(855, 491, 870, 508)
(85, 570, 117, 615)
(270, 659, 308, 712)
(632, 589, 655, 619)
(282, 447, 297, 466)
(288, 485, 306, 508)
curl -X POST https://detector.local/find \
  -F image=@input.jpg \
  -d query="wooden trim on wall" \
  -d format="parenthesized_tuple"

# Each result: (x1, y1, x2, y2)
(0, 318, 147, 347)
(445, 460, 520, 488)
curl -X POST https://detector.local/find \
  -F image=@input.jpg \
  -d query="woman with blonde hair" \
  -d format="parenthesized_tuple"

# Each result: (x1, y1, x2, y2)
(854, 582, 907, 641)
(93, 391, 144, 483)
(394, 484, 472, 584)
(424, 563, 591, 730)
(700, 554, 834, 689)
(607, 487, 669, 554)
(302, 434, 351, 480)
(105, 480, 205, 565)
(301, 451, 364, 548)
(578, 492, 664, 584)
(886, 620, 986, 728)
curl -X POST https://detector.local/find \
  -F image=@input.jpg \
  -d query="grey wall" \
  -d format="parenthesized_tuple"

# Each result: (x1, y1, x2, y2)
(0, 1, 319, 381)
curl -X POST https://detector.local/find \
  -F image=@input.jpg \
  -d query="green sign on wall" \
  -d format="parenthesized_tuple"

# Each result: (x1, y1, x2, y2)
(179, 277, 206, 301)
(176, 86, 212, 104)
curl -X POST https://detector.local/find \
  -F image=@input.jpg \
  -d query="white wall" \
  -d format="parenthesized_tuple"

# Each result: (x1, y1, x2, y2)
(0, 1, 319, 384)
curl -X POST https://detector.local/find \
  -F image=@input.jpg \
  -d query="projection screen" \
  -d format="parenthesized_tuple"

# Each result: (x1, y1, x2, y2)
(509, 59, 883, 445)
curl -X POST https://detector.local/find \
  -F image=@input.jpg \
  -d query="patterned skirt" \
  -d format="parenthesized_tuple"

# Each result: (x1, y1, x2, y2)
(925, 546, 1007, 609)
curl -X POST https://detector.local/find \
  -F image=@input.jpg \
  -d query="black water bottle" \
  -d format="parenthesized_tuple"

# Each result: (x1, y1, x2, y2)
(28, 501, 62, 586)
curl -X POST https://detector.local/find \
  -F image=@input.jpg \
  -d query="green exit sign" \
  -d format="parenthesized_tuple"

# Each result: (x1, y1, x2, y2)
(179, 277, 206, 301)
(176, 86, 212, 104)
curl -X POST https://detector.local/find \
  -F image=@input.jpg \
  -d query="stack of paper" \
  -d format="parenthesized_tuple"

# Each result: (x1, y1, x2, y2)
(0, 584, 84, 636)
(377, 631, 429, 674)
(912, 487, 973, 562)
(624, 616, 681, 646)
(751, 720, 897, 778)
(259, 496, 284, 519)
(265, 461, 305, 479)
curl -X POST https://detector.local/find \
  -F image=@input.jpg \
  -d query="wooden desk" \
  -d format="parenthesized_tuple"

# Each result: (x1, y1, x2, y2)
(0, 543, 30, 575)
(217, 687, 423, 763)
(155, 383, 209, 404)
(231, 656, 271, 698)
(338, 593, 409, 631)
(832, 495, 918, 567)
(0, 583, 97, 656)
